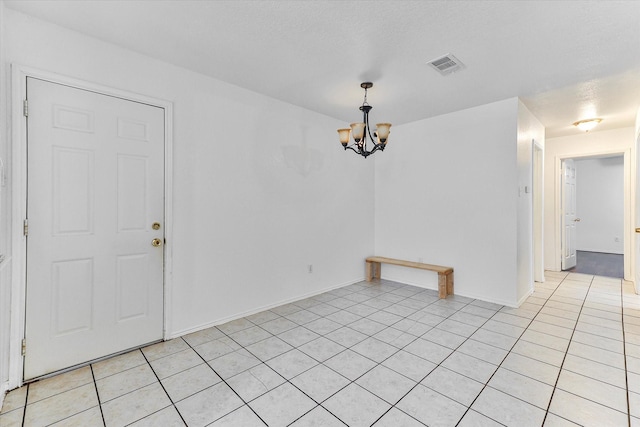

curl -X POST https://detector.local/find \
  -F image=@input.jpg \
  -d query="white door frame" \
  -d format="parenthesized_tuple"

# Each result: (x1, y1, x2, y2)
(9, 64, 174, 388)
(553, 149, 633, 280)
(636, 129, 640, 294)
(533, 140, 544, 283)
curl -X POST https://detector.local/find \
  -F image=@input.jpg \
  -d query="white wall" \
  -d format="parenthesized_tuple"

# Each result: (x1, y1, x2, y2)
(544, 127, 635, 273)
(2, 8, 374, 356)
(0, 6, 547, 390)
(575, 156, 624, 254)
(635, 107, 640, 291)
(0, 0, 10, 406)
(516, 101, 545, 303)
(375, 98, 522, 307)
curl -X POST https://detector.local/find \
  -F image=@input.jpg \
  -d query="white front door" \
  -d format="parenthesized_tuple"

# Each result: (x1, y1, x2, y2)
(561, 159, 578, 270)
(25, 78, 165, 379)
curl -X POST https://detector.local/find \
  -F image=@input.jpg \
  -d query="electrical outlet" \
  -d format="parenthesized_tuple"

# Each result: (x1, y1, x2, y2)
(308, 264, 313, 273)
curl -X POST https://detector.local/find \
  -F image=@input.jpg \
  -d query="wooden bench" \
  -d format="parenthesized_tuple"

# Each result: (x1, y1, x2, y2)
(365, 256, 454, 299)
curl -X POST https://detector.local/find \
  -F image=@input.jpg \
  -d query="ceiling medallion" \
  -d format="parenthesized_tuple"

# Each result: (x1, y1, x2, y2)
(337, 82, 391, 158)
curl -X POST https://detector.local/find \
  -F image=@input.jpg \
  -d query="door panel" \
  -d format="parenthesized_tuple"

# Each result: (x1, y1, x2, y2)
(562, 159, 577, 270)
(53, 147, 94, 234)
(52, 259, 94, 336)
(116, 254, 150, 322)
(25, 77, 165, 379)
(117, 155, 148, 231)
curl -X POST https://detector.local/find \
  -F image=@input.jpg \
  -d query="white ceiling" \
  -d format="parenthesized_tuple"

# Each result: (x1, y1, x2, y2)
(5, 0, 640, 138)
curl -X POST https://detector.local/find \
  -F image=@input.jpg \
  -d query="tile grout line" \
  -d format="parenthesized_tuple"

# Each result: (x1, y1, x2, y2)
(220, 282, 408, 425)
(549, 278, 632, 420)
(139, 346, 191, 427)
(303, 284, 451, 426)
(540, 274, 595, 425)
(345, 282, 568, 425)
(7, 275, 631, 426)
(180, 335, 270, 426)
(454, 273, 583, 426)
(206, 304, 349, 424)
(221, 281, 474, 426)
(550, 279, 632, 415)
(214, 304, 352, 426)
(368, 295, 509, 426)
(20, 383, 29, 427)
(89, 365, 107, 427)
(12, 369, 109, 426)
(450, 294, 551, 426)
(621, 281, 632, 427)
(333, 287, 481, 426)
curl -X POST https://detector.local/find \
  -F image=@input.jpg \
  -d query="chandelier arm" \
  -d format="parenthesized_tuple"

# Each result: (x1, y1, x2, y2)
(364, 112, 376, 146)
(346, 143, 378, 158)
(368, 144, 384, 155)
(344, 145, 361, 154)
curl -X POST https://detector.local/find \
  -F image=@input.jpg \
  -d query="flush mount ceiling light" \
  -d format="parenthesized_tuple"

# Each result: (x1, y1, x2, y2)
(337, 82, 391, 159)
(573, 118, 602, 132)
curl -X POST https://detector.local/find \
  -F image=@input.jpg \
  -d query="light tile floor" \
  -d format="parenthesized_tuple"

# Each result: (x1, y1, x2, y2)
(1, 271, 639, 426)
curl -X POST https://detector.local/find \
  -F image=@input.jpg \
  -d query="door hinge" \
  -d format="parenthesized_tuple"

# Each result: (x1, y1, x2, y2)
(23, 99, 28, 117)
(23, 219, 28, 236)
(21, 339, 26, 356)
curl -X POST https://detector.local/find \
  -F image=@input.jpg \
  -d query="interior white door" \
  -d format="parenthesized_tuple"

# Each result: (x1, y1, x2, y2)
(25, 77, 165, 379)
(561, 159, 578, 270)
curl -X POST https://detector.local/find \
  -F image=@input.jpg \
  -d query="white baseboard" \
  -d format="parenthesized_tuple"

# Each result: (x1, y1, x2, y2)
(376, 276, 434, 290)
(380, 275, 520, 308)
(516, 288, 535, 307)
(167, 277, 364, 339)
(0, 381, 7, 412)
(450, 289, 519, 309)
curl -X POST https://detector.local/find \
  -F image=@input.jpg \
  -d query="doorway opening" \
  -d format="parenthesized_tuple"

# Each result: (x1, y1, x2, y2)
(560, 154, 624, 278)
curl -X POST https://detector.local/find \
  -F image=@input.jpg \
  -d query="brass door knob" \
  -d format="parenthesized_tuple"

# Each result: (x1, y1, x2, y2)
(574, 218, 581, 222)
(151, 238, 162, 247)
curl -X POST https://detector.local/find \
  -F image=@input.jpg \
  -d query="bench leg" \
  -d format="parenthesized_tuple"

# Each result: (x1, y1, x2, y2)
(446, 272, 454, 295)
(438, 273, 447, 299)
(365, 261, 381, 282)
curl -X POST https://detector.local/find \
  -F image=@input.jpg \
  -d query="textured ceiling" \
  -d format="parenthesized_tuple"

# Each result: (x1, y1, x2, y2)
(5, 0, 640, 137)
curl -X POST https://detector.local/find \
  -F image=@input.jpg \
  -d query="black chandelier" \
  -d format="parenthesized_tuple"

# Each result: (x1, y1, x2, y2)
(337, 82, 392, 158)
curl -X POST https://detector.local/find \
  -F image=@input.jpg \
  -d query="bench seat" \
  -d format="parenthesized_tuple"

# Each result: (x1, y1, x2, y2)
(365, 256, 454, 299)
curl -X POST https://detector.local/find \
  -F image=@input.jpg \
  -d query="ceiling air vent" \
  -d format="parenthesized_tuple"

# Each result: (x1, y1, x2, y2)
(428, 54, 465, 76)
